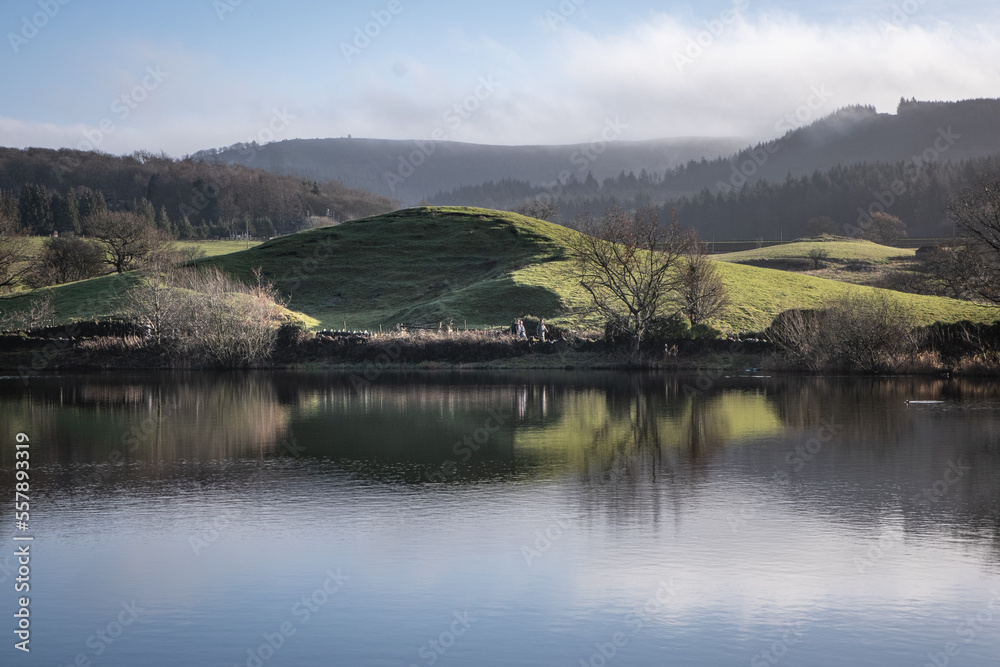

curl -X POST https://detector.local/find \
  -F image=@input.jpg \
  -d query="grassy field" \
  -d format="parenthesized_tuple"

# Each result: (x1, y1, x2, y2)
(174, 239, 263, 257)
(206, 208, 998, 332)
(2, 208, 996, 334)
(714, 237, 916, 264)
(22, 237, 261, 257)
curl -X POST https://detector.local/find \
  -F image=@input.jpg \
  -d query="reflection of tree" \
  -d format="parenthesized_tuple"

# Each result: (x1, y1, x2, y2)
(751, 376, 1000, 563)
(568, 384, 780, 528)
(2, 372, 998, 562)
(0, 374, 291, 471)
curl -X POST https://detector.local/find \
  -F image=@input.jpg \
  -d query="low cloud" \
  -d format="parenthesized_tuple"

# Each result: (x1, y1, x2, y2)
(3, 9, 1000, 154)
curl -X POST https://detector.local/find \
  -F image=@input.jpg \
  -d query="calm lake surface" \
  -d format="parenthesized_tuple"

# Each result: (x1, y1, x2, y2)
(1, 371, 999, 666)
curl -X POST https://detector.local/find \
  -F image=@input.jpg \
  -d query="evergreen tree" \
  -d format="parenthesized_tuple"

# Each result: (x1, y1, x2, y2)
(18, 184, 52, 234)
(133, 197, 156, 223)
(0, 189, 20, 225)
(156, 205, 175, 237)
(78, 188, 107, 222)
(51, 189, 80, 234)
(180, 215, 196, 240)
(253, 217, 275, 238)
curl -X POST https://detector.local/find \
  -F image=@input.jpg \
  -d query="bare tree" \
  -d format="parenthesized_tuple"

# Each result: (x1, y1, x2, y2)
(807, 248, 829, 269)
(119, 265, 287, 367)
(940, 172, 1000, 303)
(827, 290, 917, 373)
(768, 291, 917, 372)
(805, 216, 839, 237)
(678, 240, 730, 325)
(0, 213, 30, 291)
(767, 308, 829, 371)
(921, 242, 1000, 303)
(571, 206, 691, 360)
(118, 263, 183, 346)
(514, 199, 559, 221)
(28, 236, 105, 287)
(860, 212, 907, 244)
(86, 211, 168, 274)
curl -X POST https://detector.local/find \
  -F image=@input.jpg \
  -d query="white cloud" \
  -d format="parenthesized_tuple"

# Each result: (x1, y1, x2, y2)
(4, 11, 1000, 154)
(502, 11, 1000, 144)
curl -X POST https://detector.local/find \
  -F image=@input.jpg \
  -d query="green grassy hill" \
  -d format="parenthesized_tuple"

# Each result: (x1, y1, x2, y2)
(204, 207, 587, 330)
(2, 207, 996, 334)
(714, 237, 915, 264)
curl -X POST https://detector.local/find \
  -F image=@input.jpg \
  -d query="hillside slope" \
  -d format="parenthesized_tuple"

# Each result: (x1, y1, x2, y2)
(715, 238, 915, 264)
(207, 207, 994, 332)
(3, 208, 996, 334)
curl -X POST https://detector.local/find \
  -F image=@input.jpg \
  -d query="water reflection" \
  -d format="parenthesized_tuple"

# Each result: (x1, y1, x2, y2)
(1, 371, 1000, 666)
(2, 372, 997, 554)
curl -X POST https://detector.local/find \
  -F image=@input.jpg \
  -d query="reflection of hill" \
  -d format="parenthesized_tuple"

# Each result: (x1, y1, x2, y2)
(1, 372, 996, 559)
(513, 387, 782, 469)
(0, 374, 290, 468)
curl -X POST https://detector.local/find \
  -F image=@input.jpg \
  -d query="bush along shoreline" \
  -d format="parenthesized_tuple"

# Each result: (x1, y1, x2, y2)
(2, 310, 999, 375)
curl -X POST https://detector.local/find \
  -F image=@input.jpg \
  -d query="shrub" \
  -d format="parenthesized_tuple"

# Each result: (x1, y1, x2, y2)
(605, 313, 692, 351)
(118, 266, 287, 367)
(767, 291, 918, 372)
(28, 236, 105, 287)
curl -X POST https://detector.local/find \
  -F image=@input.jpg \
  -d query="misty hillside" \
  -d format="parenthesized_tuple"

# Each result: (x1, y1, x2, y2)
(716, 98, 1000, 185)
(432, 98, 1000, 206)
(191, 136, 748, 205)
(193, 98, 1000, 209)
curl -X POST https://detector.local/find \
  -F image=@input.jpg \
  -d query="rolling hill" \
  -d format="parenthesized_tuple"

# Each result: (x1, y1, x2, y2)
(204, 208, 1000, 332)
(714, 238, 915, 264)
(4, 207, 995, 335)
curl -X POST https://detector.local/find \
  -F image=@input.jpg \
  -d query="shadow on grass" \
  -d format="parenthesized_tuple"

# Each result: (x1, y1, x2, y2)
(384, 276, 566, 328)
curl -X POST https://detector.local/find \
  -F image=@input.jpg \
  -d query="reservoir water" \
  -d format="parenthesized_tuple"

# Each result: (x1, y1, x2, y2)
(1, 371, 998, 666)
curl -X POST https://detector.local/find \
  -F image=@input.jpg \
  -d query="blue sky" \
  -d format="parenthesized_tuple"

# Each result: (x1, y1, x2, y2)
(2, 0, 999, 155)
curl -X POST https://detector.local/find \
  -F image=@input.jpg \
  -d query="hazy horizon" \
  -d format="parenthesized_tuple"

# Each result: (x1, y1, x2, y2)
(3, 0, 1000, 157)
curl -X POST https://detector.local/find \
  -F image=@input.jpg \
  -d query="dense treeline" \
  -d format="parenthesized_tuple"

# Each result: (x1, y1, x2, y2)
(0, 147, 398, 238)
(429, 98, 1000, 239)
(431, 155, 1000, 240)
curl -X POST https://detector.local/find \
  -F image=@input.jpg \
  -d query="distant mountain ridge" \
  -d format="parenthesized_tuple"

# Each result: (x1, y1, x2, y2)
(193, 98, 1000, 208)
(710, 98, 1000, 190)
(192, 136, 749, 206)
